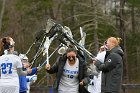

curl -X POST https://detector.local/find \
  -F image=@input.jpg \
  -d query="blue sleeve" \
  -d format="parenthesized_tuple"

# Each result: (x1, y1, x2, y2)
(27, 67, 37, 76)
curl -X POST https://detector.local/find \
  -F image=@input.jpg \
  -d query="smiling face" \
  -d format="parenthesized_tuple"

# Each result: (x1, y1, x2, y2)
(67, 51, 77, 62)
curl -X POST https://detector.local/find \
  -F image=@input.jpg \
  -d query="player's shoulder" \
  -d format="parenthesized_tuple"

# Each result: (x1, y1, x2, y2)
(8, 54, 21, 61)
(0, 54, 21, 63)
(13, 54, 21, 60)
(0, 54, 7, 59)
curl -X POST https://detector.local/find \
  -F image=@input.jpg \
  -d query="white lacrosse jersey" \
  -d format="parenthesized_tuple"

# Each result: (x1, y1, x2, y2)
(88, 51, 106, 93)
(95, 51, 106, 63)
(58, 58, 79, 93)
(0, 54, 22, 93)
(26, 75, 37, 93)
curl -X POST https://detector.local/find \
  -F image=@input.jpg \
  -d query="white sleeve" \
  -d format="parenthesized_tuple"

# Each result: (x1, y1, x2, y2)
(16, 56, 22, 68)
(95, 51, 106, 63)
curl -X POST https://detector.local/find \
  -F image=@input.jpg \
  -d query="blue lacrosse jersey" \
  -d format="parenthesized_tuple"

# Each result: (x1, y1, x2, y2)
(19, 67, 37, 92)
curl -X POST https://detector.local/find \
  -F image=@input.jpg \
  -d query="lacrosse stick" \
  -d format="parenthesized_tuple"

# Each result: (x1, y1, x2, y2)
(79, 27, 86, 47)
(40, 43, 63, 68)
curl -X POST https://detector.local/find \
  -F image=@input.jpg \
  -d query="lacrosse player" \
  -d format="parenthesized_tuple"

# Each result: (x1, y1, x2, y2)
(0, 36, 31, 93)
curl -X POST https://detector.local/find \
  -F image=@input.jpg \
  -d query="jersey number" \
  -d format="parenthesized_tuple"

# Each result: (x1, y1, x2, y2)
(1, 63, 12, 74)
(67, 75, 74, 79)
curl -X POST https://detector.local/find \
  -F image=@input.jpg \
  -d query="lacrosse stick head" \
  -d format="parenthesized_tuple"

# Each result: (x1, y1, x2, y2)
(58, 46, 67, 55)
(79, 27, 86, 46)
(63, 26, 73, 38)
(35, 29, 46, 41)
(46, 19, 56, 33)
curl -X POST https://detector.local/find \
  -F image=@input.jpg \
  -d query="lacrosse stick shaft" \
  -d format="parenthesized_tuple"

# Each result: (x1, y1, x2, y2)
(25, 40, 37, 55)
(30, 35, 47, 65)
(40, 44, 63, 67)
(61, 26, 95, 59)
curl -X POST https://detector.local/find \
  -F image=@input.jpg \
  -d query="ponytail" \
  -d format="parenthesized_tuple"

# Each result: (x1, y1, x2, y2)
(107, 37, 122, 47)
(116, 37, 122, 45)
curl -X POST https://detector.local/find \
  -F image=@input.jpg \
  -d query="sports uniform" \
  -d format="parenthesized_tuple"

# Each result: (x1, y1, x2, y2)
(0, 54, 22, 93)
(88, 51, 106, 93)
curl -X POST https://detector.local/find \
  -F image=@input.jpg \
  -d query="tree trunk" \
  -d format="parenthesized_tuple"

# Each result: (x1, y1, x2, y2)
(131, 1, 135, 33)
(49, 7, 55, 19)
(70, 1, 75, 27)
(91, 0, 99, 54)
(115, 0, 119, 33)
(0, 0, 6, 32)
(119, 0, 128, 83)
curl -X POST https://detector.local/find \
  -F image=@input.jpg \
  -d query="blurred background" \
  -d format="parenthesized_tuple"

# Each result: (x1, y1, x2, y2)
(0, 0, 140, 93)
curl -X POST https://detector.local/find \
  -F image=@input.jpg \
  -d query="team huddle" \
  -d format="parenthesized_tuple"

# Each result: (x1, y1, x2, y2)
(0, 36, 123, 93)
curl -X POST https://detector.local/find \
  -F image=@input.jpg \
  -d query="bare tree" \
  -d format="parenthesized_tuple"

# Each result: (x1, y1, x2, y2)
(0, 0, 6, 32)
(119, 0, 128, 83)
(91, 0, 99, 54)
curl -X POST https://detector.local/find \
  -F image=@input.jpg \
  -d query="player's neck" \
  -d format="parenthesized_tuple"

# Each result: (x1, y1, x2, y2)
(68, 61, 76, 66)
